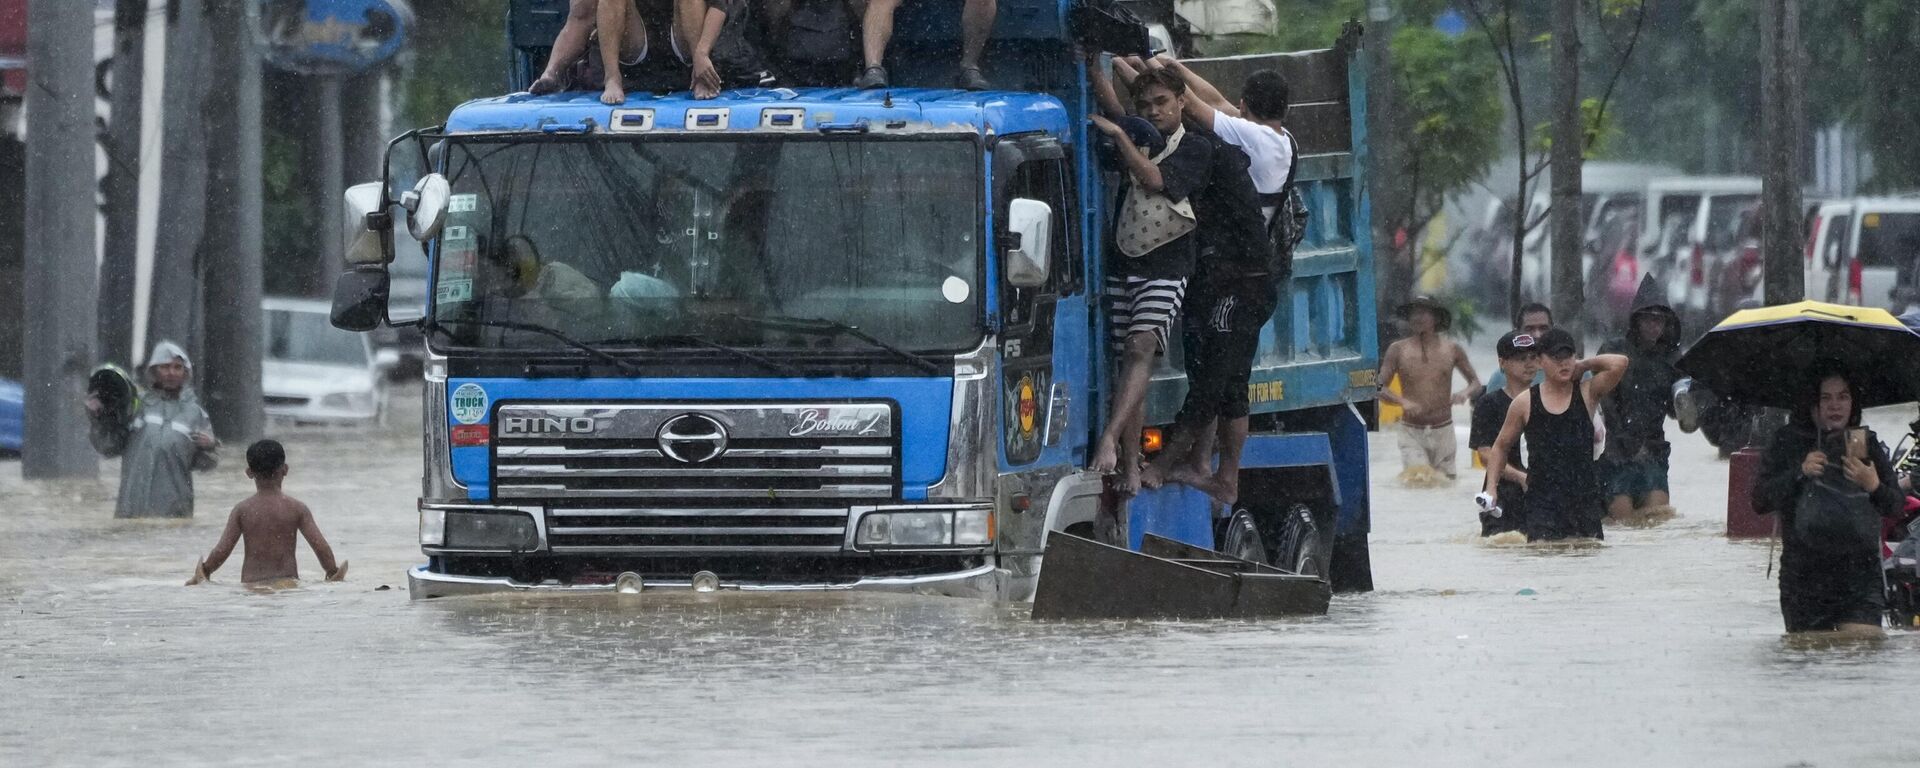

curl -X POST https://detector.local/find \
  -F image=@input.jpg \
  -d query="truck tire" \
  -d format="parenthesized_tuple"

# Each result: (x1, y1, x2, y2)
(1218, 508, 1267, 564)
(1272, 504, 1328, 578)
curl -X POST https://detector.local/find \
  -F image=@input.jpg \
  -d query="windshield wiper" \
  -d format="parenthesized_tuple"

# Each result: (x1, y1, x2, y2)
(720, 314, 942, 375)
(602, 334, 803, 377)
(422, 318, 646, 376)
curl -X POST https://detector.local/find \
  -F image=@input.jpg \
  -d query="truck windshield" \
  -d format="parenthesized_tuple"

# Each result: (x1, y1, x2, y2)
(428, 137, 983, 355)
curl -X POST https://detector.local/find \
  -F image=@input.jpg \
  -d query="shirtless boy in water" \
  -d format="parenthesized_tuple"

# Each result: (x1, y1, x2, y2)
(187, 440, 344, 587)
(1377, 296, 1481, 484)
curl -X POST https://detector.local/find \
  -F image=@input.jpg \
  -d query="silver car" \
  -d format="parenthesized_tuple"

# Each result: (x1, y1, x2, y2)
(262, 297, 396, 425)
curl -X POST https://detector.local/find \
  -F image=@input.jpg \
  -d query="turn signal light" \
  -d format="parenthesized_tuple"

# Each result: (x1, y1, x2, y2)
(1141, 427, 1165, 454)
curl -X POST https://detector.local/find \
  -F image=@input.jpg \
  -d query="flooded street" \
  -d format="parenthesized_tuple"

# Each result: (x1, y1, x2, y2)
(5, 389, 1917, 766)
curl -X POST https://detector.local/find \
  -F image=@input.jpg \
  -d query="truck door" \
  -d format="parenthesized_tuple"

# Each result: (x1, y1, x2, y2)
(996, 137, 1087, 470)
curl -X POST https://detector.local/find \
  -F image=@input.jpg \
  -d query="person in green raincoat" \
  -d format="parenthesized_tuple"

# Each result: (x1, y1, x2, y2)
(86, 341, 220, 518)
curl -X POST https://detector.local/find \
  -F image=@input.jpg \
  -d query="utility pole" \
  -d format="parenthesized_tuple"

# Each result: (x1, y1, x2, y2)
(1548, 0, 1584, 343)
(1759, 0, 1806, 305)
(22, 0, 100, 478)
(149, 0, 210, 357)
(199, 0, 264, 443)
(304, 75, 347, 297)
(100, 0, 149, 367)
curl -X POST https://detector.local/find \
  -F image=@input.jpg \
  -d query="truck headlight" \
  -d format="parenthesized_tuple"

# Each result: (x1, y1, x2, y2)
(441, 509, 540, 551)
(854, 507, 993, 548)
(420, 507, 445, 546)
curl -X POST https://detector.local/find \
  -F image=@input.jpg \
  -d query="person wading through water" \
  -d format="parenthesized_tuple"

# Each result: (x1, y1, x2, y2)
(1377, 296, 1482, 486)
(1598, 275, 1684, 525)
(1482, 329, 1629, 542)
(1755, 367, 1903, 636)
(86, 341, 220, 518)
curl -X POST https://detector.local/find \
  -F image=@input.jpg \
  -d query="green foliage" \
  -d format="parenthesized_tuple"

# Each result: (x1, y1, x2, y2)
(1391, 24, 1503, 226)
(399, 0, 511, 129)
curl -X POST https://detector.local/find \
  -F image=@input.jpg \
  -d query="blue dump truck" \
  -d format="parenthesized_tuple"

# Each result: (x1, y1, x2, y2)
(330, 1, 1378, 603)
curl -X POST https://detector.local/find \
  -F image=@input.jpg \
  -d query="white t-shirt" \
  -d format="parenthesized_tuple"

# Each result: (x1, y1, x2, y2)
(1210, 111, 1294, 196)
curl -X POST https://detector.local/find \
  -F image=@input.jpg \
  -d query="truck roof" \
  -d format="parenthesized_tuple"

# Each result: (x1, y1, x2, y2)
(444, 88, 1072, 138)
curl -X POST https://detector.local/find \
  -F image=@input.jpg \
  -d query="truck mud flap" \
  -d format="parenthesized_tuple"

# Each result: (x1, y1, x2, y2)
(1031, 531, 1331, 620)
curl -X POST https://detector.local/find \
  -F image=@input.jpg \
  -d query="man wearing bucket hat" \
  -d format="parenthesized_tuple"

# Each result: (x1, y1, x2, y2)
(85, 341, 220, 518)
(1378, 295, 1482, 485)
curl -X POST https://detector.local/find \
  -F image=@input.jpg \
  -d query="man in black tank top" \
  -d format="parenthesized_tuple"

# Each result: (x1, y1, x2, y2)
(1481, 329, 1630, 542)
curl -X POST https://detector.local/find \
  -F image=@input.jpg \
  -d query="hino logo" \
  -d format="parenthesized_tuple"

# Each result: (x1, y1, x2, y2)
(498, 416, 598, 436)
(658, 413, 729, 463)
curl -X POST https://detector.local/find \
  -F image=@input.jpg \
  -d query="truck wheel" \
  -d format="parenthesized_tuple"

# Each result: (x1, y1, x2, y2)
(1218, 508, 1266, 564)
(1273, 504, 1328, 578)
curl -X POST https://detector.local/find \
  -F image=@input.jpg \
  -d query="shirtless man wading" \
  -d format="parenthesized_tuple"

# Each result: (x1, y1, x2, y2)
(1377, 296, 1481, 484)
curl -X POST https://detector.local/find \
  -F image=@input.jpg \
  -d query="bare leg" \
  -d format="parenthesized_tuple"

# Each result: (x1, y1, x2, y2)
(1091, 334, 1160, 482)
(1190, 416, 1250, 506)
(1606, 495, 1635, 520)
(533, 0, 600, 94)
(1140, 424, 1198, 490)
(1834, 622, 1887, 639)
(597, 0, 631, 104)
(862, 0, 901, 69)
(959, 0, 996, 68)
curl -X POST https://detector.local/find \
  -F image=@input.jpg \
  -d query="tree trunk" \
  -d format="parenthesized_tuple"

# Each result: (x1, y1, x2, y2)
(199, 0, 265, 444)
(22, 0, 100, 478)
(1549, 0, 1585, 345)
(149, 0, 210, 359)
(1759, 0, 1806, 306)
(99, 0, 147, 367)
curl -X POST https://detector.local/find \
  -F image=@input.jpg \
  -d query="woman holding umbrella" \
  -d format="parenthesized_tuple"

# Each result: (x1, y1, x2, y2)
(1753, 367, 1903, 636)
(1680, 300, 1920, 635)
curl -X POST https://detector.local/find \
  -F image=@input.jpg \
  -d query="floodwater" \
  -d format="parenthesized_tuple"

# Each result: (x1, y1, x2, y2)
(4, 387, 1917, 767)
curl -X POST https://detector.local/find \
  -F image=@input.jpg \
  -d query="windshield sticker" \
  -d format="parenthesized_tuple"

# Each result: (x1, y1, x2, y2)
(450, 383, 488, 425)
(436, 278, 474, 304)
(449, 194, 477, 213)
(443, 224, 471, 244)
(442, 245, 477, 274)
(943, 276, 971, 304)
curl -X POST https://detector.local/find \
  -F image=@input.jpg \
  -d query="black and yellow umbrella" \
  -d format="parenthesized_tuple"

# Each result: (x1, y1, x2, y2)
(1677, 300, 1920, 410)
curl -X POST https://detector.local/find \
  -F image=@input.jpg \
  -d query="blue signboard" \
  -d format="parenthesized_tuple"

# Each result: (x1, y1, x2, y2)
(259, 0, 413, 75)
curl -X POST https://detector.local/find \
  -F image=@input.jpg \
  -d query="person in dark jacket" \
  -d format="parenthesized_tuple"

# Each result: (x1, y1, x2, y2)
(1598, 275, 1683, 524)
(1754, 369, 1903, 636)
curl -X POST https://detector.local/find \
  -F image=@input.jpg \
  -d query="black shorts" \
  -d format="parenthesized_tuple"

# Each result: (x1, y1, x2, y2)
(1175, 275, 1279, 426)
(1779, 549, 1886, 632)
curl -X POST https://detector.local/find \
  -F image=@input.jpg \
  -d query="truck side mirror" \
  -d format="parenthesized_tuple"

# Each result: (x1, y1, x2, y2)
(401, 173, 452, 242)
(332, 266, 392, 333)
(344, 181, 392, 266)
(1006, 198, 1053, 289)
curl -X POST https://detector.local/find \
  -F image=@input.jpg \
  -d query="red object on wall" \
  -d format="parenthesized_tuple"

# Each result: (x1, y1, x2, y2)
(1726, 445, 1773, 538)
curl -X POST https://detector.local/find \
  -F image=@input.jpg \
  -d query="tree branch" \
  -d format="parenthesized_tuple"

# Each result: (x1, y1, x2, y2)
(1584, 0, 1648, 153)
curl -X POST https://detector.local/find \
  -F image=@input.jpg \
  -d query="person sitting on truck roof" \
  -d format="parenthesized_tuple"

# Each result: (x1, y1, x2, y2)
(851, 0, 996, 91)
(1086, 61, 1215, 494)
(528, 0, 775, 104)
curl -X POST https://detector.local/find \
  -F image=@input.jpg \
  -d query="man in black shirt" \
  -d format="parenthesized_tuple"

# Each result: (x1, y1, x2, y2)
(1087, 64, 1214, 493)
(1470, 331, 1538, 536)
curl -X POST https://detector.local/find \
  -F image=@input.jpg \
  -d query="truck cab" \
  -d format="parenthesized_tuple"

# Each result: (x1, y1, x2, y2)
(333, 0, 1377, 599)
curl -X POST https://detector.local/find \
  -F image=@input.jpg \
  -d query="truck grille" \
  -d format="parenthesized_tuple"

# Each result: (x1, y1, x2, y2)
(491, 403, 897, 553)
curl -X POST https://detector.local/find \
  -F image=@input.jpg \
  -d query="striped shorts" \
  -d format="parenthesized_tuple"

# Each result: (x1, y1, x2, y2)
(1106, 274, 1187, 354)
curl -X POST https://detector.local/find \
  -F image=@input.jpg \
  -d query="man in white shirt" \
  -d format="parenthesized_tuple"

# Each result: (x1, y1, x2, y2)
(1127, 56, 1295, 221)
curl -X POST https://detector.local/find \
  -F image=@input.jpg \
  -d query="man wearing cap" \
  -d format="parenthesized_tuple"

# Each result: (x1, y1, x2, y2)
(85, 341, 220, 518)
(1378, 296, 1482, 484)
(1470, 331, 1539, 536)
(1482, 329, 1629, 541)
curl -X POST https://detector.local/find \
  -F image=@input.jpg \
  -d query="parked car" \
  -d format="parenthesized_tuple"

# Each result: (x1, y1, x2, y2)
(1639, 177, 1762, 330)
(1708, 200, 1764, 321)
(0, 376, 21, 455)
(1584, 200, 1643, 334)
(262, 297, 396, 425)
(1805, 197, 1920, 311)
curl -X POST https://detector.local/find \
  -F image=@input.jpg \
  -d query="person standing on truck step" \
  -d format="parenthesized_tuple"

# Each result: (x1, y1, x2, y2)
(1085, 60, 1215, 495)
(852, 0, 997, 90)
(1119, 56, 1297, 504)
(1481, 329, 1629, 542)
(187, 440, 346, 588)
(1377, 296, 1482, 486)
(1470, 331, 1540, 538)
(527, 0, 776, 104)
(85, 341, 220, 519)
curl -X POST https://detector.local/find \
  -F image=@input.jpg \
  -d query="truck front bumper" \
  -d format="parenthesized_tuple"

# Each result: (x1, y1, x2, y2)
(407, 562, 1006, 600)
